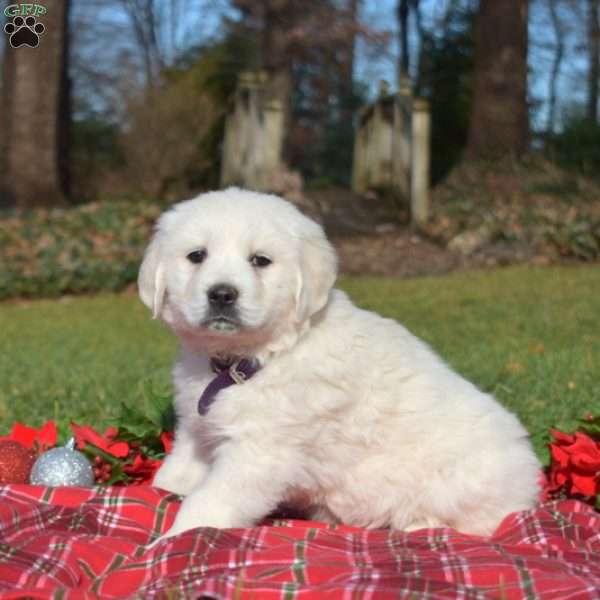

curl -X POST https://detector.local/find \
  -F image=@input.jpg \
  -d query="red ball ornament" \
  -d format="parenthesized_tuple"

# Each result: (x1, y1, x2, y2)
(0, 440, 35, 484)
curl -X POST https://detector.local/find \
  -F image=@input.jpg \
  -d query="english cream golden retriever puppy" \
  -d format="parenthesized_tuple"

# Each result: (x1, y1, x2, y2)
(139, 188, 540, 541)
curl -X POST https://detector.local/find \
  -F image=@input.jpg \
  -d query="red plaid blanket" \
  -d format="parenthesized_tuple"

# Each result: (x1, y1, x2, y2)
(0, 485, 599, 599)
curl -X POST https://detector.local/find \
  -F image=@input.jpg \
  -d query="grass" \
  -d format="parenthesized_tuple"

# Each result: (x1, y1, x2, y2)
(1, 265, 599, 461)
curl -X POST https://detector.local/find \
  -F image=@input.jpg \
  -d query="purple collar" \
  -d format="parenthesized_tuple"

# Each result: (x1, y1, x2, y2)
(197, 357, 261, 415)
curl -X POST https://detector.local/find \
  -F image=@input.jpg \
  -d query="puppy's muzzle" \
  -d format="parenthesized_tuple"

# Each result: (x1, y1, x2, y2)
(207, 283, 239, 309)
(205, 284, 241, 331)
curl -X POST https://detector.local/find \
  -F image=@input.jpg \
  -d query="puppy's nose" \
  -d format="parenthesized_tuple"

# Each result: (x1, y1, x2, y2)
(207, 284, 239, 307)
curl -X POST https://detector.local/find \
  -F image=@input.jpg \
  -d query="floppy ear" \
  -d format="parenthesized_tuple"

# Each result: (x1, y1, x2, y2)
(138, 235, 166, 319)
(295, 223, 338, 323)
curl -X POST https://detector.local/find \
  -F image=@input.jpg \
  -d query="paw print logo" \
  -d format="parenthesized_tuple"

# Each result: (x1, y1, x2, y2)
(4, 16, 45, 48)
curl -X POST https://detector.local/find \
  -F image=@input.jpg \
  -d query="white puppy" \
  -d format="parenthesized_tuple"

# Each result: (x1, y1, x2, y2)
(139, 188, 540, 540)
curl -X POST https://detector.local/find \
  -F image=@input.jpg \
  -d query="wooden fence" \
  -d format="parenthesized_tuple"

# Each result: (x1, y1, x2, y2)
(352, 79, 431, 226)
(220, 71, 284, 191)
(221, 73, 431, 226)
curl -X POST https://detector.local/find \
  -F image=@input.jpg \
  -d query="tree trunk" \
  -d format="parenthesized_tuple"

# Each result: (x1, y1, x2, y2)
(466, 0, 529, 158)
(546, 0, 564, 134)
(0, 0, 70, 209)
(339, 0, 359, 124)
(588, 0, 600, 123)
(261, 2, 293, 148)
(397, 0, 410, 80)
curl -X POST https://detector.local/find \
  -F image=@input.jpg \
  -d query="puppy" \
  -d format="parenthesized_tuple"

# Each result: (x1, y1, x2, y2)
(139, 188, 540, 540)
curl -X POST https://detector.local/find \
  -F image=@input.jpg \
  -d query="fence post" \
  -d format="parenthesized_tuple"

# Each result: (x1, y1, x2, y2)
(392, 76, 412, 198)
(262, 98, 284, 189)
(352, 107, 367, 193)
(411, 98, 430, 227)
(220, 70, 284, 192)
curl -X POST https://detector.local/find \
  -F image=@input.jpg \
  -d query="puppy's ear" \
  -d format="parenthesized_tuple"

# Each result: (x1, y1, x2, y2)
(138, 235, 166, 319)
(295, 223, 338, 323)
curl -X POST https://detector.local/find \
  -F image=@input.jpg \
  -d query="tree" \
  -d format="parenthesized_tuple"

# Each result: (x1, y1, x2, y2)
(233, 0, 372, 182)
(466, 0, 529, 158)
(397, 0, 410, 79)
(0, 0, 71, 209)
(546, 0, 566, 133)
(588, 0, 600, 122)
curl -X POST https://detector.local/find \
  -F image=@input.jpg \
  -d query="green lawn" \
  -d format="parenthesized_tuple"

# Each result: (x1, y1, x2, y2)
(1, 265, 599, 461)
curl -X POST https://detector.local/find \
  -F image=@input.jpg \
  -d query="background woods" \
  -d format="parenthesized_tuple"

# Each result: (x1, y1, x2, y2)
(1, 0, 600, 203)
(0, 0, 600, 276)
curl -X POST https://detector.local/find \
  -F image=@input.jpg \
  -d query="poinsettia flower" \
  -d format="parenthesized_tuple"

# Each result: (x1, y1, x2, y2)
(568, 433, 600, 472)
(123, 454, 163, 485)
(549, 429, 575, 445)
(547, 428, 600, 499)
(160, 431, 174, 454)
(71, 422, 130, 458)
(0, 421, 57, 452)
(570, 471, 598, 497)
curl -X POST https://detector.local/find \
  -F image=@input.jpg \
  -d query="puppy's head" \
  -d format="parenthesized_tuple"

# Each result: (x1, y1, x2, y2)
(138, 188, 337, 355)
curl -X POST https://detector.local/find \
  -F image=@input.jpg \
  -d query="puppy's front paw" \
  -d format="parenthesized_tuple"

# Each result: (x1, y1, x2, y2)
(152, 467, 189, 496)
(153, 459, 207, 496)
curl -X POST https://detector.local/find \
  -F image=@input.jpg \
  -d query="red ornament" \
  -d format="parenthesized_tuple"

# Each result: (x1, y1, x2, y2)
(0, 440, 35, 484)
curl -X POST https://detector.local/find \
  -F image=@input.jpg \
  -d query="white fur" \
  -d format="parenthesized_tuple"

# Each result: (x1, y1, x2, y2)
(139, 188, 540, 540)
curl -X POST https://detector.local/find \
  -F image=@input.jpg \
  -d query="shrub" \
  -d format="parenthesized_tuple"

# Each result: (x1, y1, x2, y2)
(118, 70, 220, 199)
(550, 117, 600, 178)
(0, 201, 162, 299)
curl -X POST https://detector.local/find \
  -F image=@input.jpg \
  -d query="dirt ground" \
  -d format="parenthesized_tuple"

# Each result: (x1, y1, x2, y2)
(303, 187, 538, 278)
(302, 159, 600, 277)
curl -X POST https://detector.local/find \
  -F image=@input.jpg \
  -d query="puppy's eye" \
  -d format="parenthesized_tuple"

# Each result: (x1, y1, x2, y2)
(250, 254, 272, 268)
(187, 249, 207, 264)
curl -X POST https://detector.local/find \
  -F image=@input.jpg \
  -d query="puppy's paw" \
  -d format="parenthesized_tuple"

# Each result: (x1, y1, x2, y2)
(152, 469, 190, 496)
(153, 461, 207, 496)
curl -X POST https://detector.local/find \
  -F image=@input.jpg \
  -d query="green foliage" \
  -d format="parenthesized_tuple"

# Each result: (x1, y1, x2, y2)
(429, 158, 600, 261)
(0, 200, 162, 299)
(544, 218, 600, 261)
(550, 116, 600, 178)
(70, 116, 123, 202)
(292, 70, 368, 186)
(579, 415, 600, 439)
(313, 84, 369, 186)
(68, 24, 258, 201)
(416, 8, 476, 183)
(158, 28, 259, 192)
(116, 393, 176, 441)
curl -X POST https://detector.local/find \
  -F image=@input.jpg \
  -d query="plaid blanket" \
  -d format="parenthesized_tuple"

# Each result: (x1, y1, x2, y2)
(0, 485, 599, 599)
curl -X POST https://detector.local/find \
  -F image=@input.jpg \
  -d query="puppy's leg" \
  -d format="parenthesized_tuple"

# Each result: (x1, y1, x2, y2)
(159, 440, 293, 539)
(153, 427, 209, 496)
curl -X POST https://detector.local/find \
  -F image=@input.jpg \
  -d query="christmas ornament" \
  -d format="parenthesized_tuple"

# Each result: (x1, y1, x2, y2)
(0, 440, 35, 483)
(30, 438, 95, 487)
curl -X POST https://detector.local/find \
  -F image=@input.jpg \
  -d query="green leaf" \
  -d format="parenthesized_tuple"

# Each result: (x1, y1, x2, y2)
(81, 442, 121, 465)
(104, 463, 128, 486)
(115, 403, 160, 439)
(577, 416, 600, 439)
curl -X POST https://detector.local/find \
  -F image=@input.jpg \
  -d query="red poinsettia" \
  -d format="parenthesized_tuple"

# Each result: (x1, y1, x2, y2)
(123, 454, 163, 485)
(546, 429, 600, 500)
(1, 401, 175, 487)
(0, 421, 57, 453)
(70, 421, 171, 486)
(160, 431, 174, 454)
(71, 423, 130, 458)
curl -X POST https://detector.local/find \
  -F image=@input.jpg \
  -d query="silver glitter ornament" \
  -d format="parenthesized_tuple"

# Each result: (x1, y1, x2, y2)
(30, 438, 95, 487)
